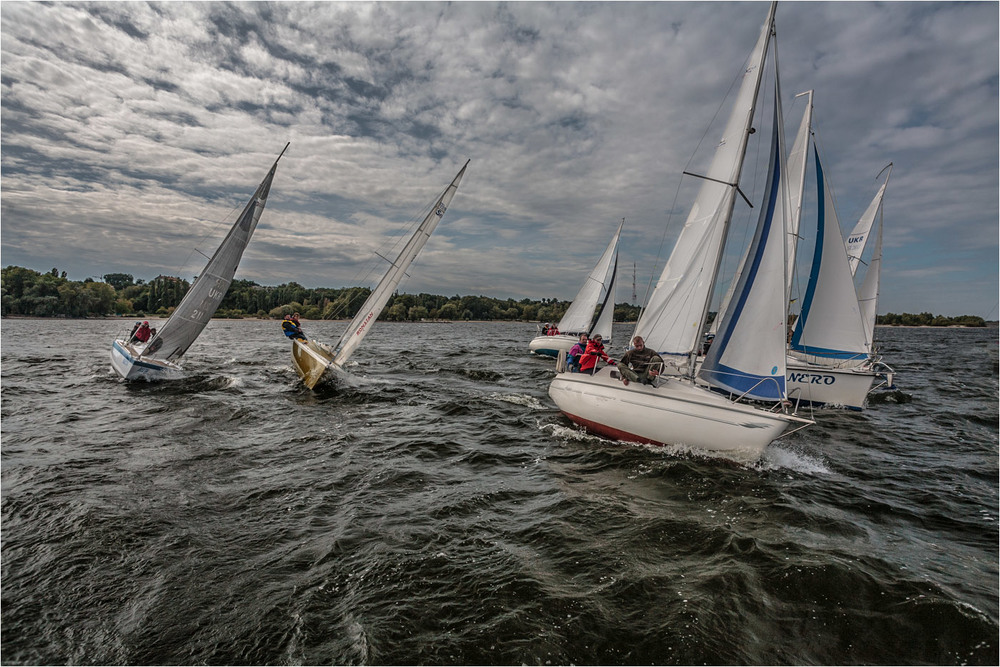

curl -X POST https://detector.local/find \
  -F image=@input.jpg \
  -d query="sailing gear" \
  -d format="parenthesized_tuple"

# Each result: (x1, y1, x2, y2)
(579, 339, 612, 374)
(282, 316, 306, 341)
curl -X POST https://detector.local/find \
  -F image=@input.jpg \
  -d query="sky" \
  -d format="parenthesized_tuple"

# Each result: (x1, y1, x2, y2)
(1, 1, 997, 318)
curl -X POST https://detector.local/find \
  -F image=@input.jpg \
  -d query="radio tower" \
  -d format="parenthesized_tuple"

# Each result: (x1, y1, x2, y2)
(631, 261, 637, 304)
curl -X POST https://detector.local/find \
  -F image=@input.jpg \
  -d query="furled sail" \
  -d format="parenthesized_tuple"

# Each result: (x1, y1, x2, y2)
(556, 219, 624, 335)
(789, 146, 868, 363)
(633, 4, 774, 362)
(143, 144, 288, 362)
(699, 81, 789, 401)
(331, 160, 469, 367)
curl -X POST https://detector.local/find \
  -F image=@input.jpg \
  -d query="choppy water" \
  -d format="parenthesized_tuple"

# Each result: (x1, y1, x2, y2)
(1, 318, 997, 665)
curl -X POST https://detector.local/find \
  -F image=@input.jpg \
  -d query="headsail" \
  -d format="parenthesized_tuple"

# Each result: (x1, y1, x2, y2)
(699, 79, 789, 401)
(589, 256, 618, 342)
(143, 144, 288, 361)
(331, 160, 469, 367)
(789, 145, 868, 363)
(556, 219, 624, 335)
(710, 89, 811, 336)
(633, 3, 775, 363)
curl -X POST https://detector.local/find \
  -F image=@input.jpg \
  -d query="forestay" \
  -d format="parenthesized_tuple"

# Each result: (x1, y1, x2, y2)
(143, 144, 288, 362)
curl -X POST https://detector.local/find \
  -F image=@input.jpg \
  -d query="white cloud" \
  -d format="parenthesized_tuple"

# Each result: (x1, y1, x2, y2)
(1, 1, 997, 317)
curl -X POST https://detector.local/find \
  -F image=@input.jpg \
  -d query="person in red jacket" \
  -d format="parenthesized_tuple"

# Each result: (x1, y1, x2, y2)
(579, 334, 613, 375)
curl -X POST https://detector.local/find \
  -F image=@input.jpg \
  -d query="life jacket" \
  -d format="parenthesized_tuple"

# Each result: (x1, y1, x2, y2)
(281, 318, 299, 337)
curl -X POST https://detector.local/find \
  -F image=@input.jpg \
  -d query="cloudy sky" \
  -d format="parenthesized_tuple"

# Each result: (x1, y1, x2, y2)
(2, 1, 997, 317)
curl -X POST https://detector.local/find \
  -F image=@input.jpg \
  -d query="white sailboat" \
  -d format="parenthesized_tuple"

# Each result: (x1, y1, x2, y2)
(110, 144, 288, 381)
(292, 161, 469, 389)
(786, 137, 894, 409)
(529, 219, 623, 357)
(549, 2, 812, 458)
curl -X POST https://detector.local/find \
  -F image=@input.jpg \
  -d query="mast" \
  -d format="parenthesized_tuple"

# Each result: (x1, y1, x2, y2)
(331, 160, 468, 367)
(686, 2, 777, 375)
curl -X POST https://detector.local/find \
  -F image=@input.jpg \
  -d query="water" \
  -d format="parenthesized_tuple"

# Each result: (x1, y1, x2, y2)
(2, 319, 997, 665)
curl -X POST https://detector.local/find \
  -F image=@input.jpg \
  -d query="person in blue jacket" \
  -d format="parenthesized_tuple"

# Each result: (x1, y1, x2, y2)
(282, 312, 306, 341)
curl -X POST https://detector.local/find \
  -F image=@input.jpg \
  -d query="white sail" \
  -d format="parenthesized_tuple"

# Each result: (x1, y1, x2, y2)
(143, 144, 288, 362)
(845, 165, 892, 276)
(785, 90, 813, 299)
(634, 4, 774, 362)
(710, 89, 811, 337)
(331, 160, 468, 367)
(788, 145, 868, 364)
(589, 256, 618, 342)
(699, 79, 789, 401)
(857, 215, 882, 350)
(556, 219, 624, 335)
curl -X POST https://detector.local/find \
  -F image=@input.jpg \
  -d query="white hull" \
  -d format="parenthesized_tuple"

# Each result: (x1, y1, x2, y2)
(529, 334, 579, 357)
(110, 339, 184, 381)
(548, 369, 810, 458)
(785, 358, 876, 410)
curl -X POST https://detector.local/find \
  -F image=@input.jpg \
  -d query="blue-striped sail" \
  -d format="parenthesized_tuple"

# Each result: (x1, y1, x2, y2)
(789, 146, 868, 363)
(698, 84, 789, 401)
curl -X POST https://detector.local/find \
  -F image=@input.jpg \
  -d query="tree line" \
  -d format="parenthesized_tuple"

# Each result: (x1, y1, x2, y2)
(2, 266, 988, 327)
(0, 265, 641, 323)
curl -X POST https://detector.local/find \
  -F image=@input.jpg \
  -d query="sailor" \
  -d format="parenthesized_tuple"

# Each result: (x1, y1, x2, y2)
(567, 333, 588, 372)
(132, 321, 152, 343)
(282, 313, 306, 341)
(579, 334, 613, 375)
(618, 336, 663, 386)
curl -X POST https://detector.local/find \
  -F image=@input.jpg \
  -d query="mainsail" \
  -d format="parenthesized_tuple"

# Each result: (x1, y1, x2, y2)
(143, 144, 288, 362)
(633, 4, 774, 363)
(845, 164, 892, 276)
(331, 160, 469, 367)
(556, 219, 624, 335)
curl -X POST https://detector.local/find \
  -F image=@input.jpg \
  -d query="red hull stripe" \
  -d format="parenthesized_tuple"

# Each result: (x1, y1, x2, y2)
(561, 411, 665, 447)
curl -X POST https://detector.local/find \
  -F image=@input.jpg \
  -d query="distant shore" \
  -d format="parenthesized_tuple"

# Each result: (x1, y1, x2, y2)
(1, 315, 995, 328)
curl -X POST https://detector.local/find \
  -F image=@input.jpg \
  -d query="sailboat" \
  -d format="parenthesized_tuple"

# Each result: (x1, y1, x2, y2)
(548, 2, 812, 458)
(291, 161, 469, 389)
(110, 144, 288, 381)
(785, 128, 894, 409)
(529, 219, 623, 357)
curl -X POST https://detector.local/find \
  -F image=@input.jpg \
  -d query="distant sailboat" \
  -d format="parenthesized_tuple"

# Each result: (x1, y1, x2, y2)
(292, 161, 469, 389)
(110, 144, 288, 381)
(528, 219, 623, 357)
(548, 2, 812, 458)
(786, 129, 894, 409)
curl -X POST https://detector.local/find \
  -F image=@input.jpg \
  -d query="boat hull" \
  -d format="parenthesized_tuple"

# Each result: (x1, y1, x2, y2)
(785, 358, 877, 410)
(548, 369, 809, 458)
(110, 339, 183, 381)
(291, 338, 337, 389)
(529, 334, 579, 357)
